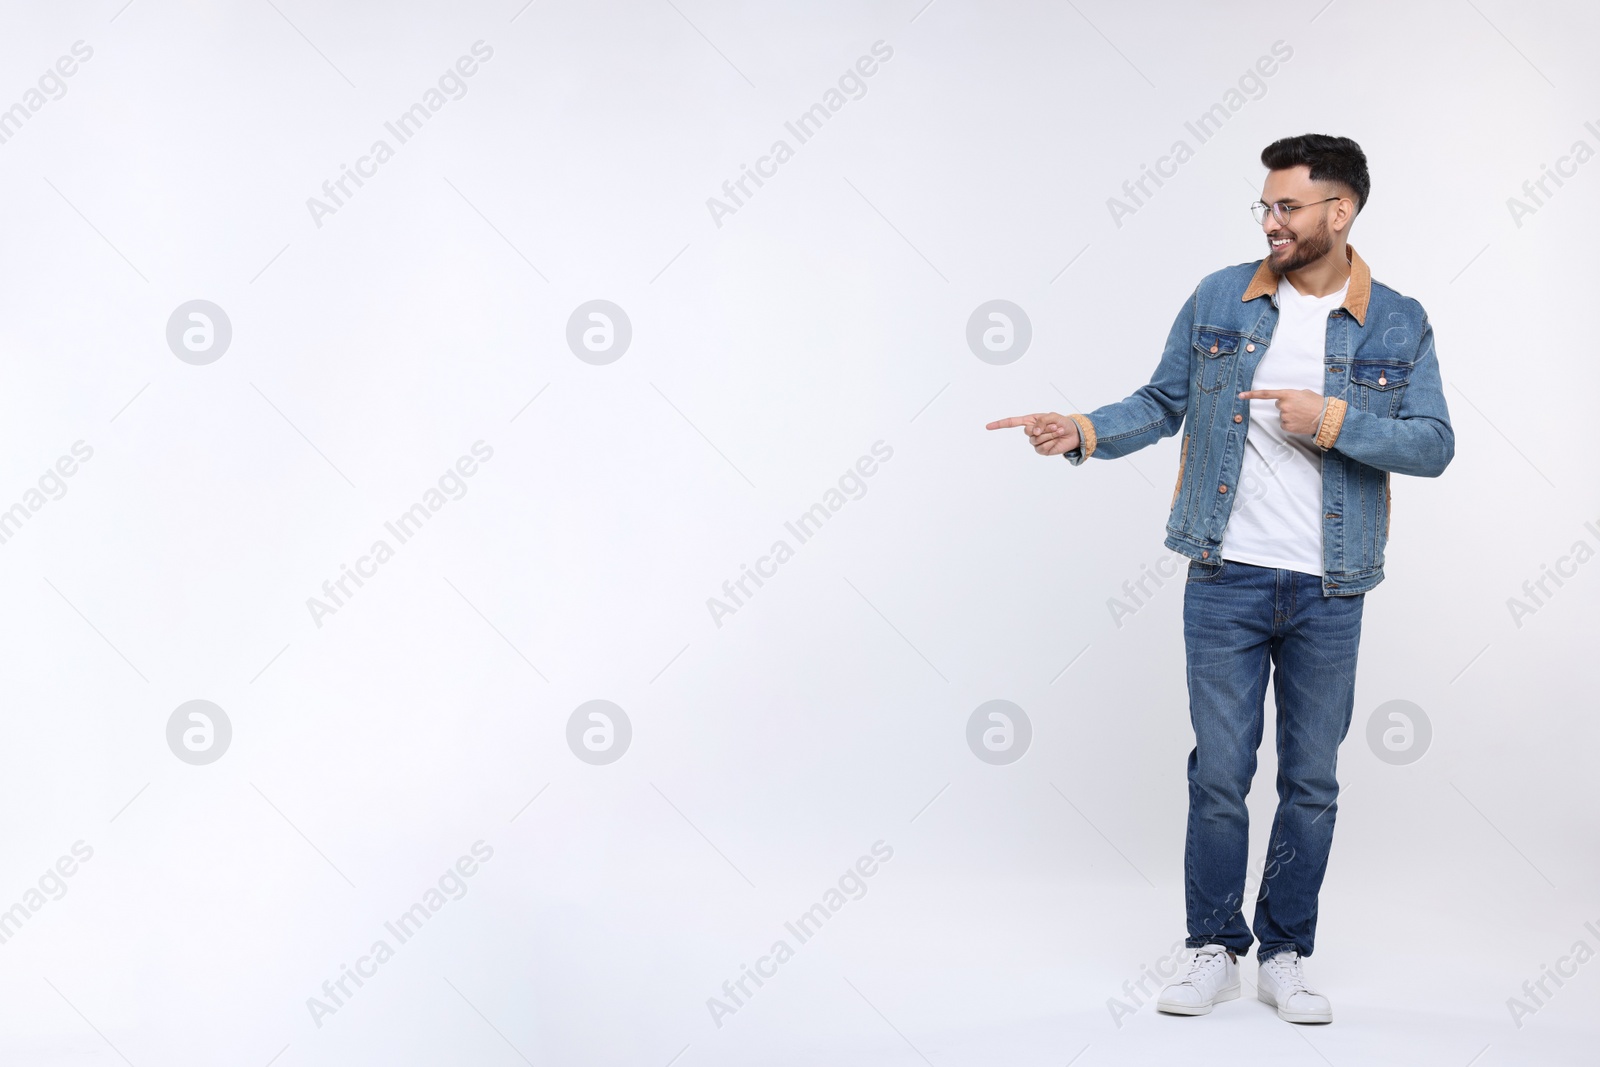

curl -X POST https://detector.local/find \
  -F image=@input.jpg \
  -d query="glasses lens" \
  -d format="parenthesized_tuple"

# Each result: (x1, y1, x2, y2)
(1252, 202, 1267, 224)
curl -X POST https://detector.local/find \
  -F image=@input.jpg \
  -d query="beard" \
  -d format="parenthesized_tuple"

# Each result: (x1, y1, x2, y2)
(1268, 212, 1335, 273)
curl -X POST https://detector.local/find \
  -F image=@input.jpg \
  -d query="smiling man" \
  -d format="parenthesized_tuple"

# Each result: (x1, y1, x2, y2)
(987, 134, 1454, 1025)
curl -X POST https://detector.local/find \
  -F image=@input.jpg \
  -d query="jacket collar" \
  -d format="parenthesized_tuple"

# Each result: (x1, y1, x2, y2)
(1241, 241, 1370, 327)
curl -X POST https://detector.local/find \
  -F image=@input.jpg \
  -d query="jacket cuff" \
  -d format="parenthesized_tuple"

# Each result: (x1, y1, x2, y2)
(1066, 413, 1097, 459)
(1314, 397, 1347, 450)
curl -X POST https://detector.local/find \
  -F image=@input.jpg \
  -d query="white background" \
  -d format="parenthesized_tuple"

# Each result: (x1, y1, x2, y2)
(0, 1, 1596, 1065)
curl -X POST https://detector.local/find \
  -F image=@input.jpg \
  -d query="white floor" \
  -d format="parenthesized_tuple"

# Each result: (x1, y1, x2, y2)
(4, 853, 1594, 1066)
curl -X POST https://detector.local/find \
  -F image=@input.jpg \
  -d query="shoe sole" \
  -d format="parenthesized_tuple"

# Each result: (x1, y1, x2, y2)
(1257, 986, 1331, 1024)
(1157, 983, 1239, 1016)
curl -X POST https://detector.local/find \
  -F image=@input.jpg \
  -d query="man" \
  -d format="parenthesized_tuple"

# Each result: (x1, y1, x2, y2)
(987, 134, 1453, 1024)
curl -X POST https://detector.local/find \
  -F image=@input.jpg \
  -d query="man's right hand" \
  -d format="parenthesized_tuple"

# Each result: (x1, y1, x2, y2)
(985, 413, 1081, 456)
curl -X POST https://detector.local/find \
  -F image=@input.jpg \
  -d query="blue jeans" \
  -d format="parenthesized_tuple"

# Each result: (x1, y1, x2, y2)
(1181, 557, 1364, 962)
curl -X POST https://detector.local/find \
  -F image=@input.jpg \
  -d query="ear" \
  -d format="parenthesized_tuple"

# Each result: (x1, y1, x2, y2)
(1335, 185, 1360, 232)
(1332, 197, 1357, 236)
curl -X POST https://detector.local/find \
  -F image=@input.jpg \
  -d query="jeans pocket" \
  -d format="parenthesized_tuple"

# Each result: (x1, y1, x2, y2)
(1187, 558, 1224, 583)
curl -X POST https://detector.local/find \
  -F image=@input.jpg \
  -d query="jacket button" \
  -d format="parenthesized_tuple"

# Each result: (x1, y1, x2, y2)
(1233, 413, 1243, 423)
(1210, 344, 1219, 353)
(1201, 550, 1210, 558)
(1218, 485, 1227, 493)
(1246, 344, 1256, 352)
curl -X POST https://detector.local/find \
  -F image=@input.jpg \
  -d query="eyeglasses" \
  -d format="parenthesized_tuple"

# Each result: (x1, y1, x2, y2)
(1251, 197, 1342, 226)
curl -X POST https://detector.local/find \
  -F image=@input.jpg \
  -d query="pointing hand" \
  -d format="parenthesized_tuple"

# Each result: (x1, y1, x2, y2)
(1237, 389, 1325, 436)
(986, 413, 1081, 456)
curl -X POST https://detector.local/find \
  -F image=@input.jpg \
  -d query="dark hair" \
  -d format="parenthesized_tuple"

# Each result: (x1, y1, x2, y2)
(1260, 134, 1370, 215)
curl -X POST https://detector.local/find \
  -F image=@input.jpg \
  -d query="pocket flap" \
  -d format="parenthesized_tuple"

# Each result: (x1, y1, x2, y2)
(1195, 330, 1241, 356)
(1349, 361, 1412, 389)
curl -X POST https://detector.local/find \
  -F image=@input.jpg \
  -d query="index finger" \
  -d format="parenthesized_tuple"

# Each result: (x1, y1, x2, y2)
(1237, 389, 1290, 400)
(986, 415, 1041, 430)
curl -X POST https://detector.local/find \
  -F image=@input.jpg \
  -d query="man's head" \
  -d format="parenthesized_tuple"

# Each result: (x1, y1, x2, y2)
(1256, 134, 1369, 274)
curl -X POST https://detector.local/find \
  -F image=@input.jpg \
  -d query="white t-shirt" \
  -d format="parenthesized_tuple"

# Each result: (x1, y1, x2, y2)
(1218, 273, 1349, 576)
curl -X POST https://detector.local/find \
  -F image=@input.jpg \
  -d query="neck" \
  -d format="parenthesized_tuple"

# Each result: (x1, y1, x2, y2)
(1283, 241, 1350, 299)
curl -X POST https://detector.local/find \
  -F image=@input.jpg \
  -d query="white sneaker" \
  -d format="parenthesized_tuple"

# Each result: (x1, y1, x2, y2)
(1256, 949, 1332, 1023)
(1156, 943, 1240, 1016)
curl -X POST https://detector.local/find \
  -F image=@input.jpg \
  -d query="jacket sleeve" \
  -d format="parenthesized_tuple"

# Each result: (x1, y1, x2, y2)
(1062, 286, 1195, 466)
(1314, 313, 1455, 477)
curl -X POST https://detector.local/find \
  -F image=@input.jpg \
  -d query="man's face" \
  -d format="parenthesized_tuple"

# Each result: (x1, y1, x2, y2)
(1260, 165, 1342, 273)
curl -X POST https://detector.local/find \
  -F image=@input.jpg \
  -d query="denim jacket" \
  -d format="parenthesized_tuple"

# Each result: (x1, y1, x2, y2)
(1061, 243, 1453, 595)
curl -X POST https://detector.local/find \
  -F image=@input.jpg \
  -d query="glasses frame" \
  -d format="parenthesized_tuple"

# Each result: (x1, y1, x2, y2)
(1251, 196, 1343, 226)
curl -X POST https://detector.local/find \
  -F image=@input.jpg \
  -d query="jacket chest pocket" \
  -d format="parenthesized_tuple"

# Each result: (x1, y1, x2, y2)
(1349, 360, 1412, 411)
(1193, 331, 1240, 393)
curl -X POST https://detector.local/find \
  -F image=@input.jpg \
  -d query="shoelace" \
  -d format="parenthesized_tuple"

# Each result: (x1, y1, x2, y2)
(1265, 954, 1312, 995)
(1178, 949, 1226, 986)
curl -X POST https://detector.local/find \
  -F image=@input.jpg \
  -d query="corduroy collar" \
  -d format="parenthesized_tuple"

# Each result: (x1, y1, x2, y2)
(1241, 241, 1370, 326)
